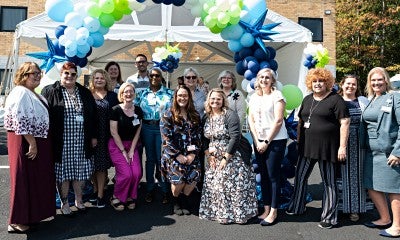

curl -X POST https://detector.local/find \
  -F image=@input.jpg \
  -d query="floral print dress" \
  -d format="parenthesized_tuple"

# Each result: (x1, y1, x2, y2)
(199, 114, 258, 224)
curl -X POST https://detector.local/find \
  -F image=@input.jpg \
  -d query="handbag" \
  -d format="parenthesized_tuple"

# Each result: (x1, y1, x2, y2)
(238, 135, 252, 166)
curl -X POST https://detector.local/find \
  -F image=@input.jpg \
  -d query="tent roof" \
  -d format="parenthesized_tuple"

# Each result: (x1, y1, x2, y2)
(15, 3, 312, 63)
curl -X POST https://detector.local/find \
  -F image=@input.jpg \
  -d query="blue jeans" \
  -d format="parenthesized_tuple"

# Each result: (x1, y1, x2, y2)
(141, 123, 168, 193)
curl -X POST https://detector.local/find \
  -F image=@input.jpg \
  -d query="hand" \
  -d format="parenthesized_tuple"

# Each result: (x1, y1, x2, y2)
(91, 138, 98, 148)
(176, 154, 187, 164)
(218, 158, 228, 170)
(26, 143, 37, 160)
(185, 154, 195, 165)
(128, 149, 135, 160)
(387, 154, 400, 167)
(337, 146, 347, 162)
(208, 156, 216, 170)
(256, 142, 268, 154)
(121, 150, 129, 162)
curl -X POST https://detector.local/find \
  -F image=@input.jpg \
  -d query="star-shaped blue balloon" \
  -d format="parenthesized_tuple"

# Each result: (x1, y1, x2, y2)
(284, 110, 298, 140)
(239, 10, 281, 54)
(26, 34, 67, 73)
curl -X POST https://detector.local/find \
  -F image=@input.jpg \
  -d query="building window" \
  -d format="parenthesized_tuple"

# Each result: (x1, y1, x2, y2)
(0, 6, 27, 32)
(299, 17, 323, 42)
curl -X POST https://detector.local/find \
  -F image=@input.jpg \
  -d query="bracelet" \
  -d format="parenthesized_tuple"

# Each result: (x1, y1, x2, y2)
(222, 155, 227, 161)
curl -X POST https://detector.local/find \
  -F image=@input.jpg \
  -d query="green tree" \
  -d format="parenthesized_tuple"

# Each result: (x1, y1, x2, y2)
(336, 0, 400, 91)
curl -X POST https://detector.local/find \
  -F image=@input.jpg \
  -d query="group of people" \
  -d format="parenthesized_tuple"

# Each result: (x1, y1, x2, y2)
(3, 57, 400, 238)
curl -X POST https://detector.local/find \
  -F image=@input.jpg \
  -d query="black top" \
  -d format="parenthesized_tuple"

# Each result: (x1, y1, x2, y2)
(110, 105, 143, 141)
(298, 92, 349, 162)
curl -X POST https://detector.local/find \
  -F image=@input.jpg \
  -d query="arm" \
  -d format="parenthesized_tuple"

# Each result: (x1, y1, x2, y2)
(235, 90, 247, 128)
(110, 120, 128, 160)
(388, 93, 400, 166)
(220, 110, 240, 170)
(247, 104, 260, 149)
(338, 117, 350, 162)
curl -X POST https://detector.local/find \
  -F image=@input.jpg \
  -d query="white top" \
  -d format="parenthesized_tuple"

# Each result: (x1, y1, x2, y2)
(126, 73, 150, 93)
(249, 90, 288, 140)
(4, 86, 49, 138)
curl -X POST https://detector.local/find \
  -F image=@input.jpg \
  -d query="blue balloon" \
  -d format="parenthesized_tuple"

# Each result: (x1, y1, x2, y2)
(244, 69, 256, 80)
(164, 0, 173, 4)
(266, 46, 276, 59)
(306, 54, 314, 61)
(52, 39, 65, 56)
(243, 56, 257, 66)
(46, 0, 74, 22)
(238, 47, 253, 59)
(137, 0, 146, 2)
(228, 40, 243, 53)
(254, 48, 268, 61)
(303, 60, 311, 68)
(235, 61, 246, 75)
(250, 77, 257, 89)
(269, 59, 278, 71)
(90, 32, 104, 48)
(234, 52, 241, 63)
(248, 60, 260, 73)
(173, 0, 185, 6)
(240, 33, 255, 47)
(152, 0, 163, 3)
(85, 47, 93, 57)
(259, 61, 270, 69)
(55, 25, 67, 39)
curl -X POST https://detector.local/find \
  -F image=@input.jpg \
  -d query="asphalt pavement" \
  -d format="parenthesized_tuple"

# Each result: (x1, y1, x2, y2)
(0, 128, 392, 240)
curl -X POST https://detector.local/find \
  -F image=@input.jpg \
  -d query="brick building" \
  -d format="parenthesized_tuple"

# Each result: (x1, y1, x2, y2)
(0, 0, 336, 83)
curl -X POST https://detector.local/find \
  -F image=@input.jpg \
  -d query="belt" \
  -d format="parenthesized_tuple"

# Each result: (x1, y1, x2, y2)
(143, 119, 160, 125)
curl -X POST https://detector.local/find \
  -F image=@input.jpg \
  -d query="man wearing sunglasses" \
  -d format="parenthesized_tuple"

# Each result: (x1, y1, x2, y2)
(127, 54, 150, 93)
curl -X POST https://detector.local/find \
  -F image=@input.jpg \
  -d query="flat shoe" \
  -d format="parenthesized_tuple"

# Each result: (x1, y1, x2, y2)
(8, 224, 30, 234)
(260, 219, 277, 226)
(379, 230, 400, 238)
(364, 221, 392, 229)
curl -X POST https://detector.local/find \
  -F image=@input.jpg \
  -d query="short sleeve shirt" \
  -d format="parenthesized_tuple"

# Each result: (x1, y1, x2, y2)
(110, 105, 143, 141)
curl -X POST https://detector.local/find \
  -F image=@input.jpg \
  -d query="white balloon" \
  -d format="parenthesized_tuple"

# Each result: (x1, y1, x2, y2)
(44, 66, 61, 81)
(74, 2, 88, 18)
(64, 27, 77, 40)
(246, 83, 254, 93)
(275, 80, 283, 91)
(241, 79, 249, 91)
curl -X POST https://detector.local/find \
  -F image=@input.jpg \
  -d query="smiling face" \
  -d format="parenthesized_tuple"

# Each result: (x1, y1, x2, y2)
(258, 71, 274, 90)
(176, 88, 189, 109)
(209, 91, 224, 111)
(60, 69, 77, 89)
(107, 64, 119, 80)
(135, 56, 148, 73)
(312, 79, 328, 95)
(122, 85, 135, 103)
(370, 73, 387, 95)
(220, 75, 233, 89)
(24, 67, 42, 91)
(184, 71, 198, 89)
(341, 77, 357, 98)
(149, 70, 162, 87)
(93, 72, 107, 90)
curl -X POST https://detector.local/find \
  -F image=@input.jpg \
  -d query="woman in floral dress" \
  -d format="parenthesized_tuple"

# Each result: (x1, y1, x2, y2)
(199, 88, 258, 224)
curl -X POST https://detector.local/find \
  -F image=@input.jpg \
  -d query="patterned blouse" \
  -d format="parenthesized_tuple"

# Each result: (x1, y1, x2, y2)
(160, 110, 202, 162)
(4, 86, 49, 138)
(134, 86, 173, 121)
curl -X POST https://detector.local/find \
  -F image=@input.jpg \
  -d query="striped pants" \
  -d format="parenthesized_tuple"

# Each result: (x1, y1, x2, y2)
(287, 157, 338, 225)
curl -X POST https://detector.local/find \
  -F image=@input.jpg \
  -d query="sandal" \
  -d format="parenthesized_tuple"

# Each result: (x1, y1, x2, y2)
(126, 199, 136, 210)
(8, 224, 30, 234)
(110, 197, 125, 211)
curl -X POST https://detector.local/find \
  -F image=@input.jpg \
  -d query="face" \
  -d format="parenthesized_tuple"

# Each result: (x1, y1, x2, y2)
(25, 67, 42, 90)
(176, 88, 189, 109)
(60, 68, 77, 88)
(93, 72, 106, 89)
(184, 72, 198, 89)
(341, 77, 357, 96)
(122, 85, 135, 102)
(107, 65, 119, 79)
(312, 79, 327, 94)
(135, 56, 148, 72)
(258, 72, 274, 89)
(149, 70, 162, 87)
(370, 73, 387, 95)
(220, 75, 233, 89)
(209, 91, 224, 110)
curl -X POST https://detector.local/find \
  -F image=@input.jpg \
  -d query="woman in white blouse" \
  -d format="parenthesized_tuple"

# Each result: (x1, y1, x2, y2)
(4, 62, 55, 233)
(218, 70, 247, 128)
(248, 68, 288, 226)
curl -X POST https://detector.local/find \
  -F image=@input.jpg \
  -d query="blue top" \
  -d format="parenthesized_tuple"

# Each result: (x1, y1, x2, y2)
(134, 86, 173, 121)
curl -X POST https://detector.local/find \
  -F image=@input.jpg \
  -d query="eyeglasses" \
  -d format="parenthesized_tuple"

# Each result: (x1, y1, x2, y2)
(27, 71, 42, 77)
(149, 74, 160, 78)
(185, 76, 197, 80)
(135, 61, 147, 65)
(63, 71, 77, 77)
(123, 90, 135, 94)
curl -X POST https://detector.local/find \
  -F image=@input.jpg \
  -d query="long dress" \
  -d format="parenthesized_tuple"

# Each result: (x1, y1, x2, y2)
(199, 114, 257, 224)
(55, 89, 93, 183)
(337, 99, 372, 213)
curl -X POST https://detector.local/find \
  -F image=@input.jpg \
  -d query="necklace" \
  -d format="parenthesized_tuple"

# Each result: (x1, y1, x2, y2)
(304, 94, 328, 128)
(65, 87, 82, 113)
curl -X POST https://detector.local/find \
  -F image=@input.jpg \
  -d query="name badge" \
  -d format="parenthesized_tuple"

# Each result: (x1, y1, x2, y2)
(304, 121, 310, 129)
(75, 115, 84, 122)
(147, 94, 156, 106)
(187, 145, 196, 151)
(132, 118, 140, 126)
(381, 106, 392, 113)
(209, 146, 216, 153)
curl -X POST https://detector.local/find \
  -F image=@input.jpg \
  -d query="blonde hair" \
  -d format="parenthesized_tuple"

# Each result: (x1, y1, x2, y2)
(117, 82, 136, 102)
(14, 62, 41, 86)
(305, 68, 335, 92)
(204, 88, 229, 115)
(89, 69, 112, 92)
(365, 67, 392, 98)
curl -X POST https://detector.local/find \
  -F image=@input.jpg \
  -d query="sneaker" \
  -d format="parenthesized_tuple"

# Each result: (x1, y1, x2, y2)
(145, 192, 153, 203)
(88, 192, 98, 203)
(97, 197, 106, 208)
(318, 221, 333, 229)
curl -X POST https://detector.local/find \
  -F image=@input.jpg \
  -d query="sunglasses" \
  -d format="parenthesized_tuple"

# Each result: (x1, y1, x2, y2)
(150, 74, 161, 78)
(185, 76, 197, 80)
(63, 71, 77, 77)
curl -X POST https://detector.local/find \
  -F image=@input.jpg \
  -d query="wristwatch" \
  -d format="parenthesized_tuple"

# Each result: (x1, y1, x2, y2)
(258, 139, 269, 144)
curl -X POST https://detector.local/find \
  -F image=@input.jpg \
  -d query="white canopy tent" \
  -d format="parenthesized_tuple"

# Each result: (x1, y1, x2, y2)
(8, 2, 312, 92)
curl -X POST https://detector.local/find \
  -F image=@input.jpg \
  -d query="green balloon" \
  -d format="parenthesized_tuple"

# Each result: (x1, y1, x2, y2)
(209, 25, 222, 34)
(99, 13, 115, 28)
(111, 9, 123, 21)
(282, 84, 303, 110)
